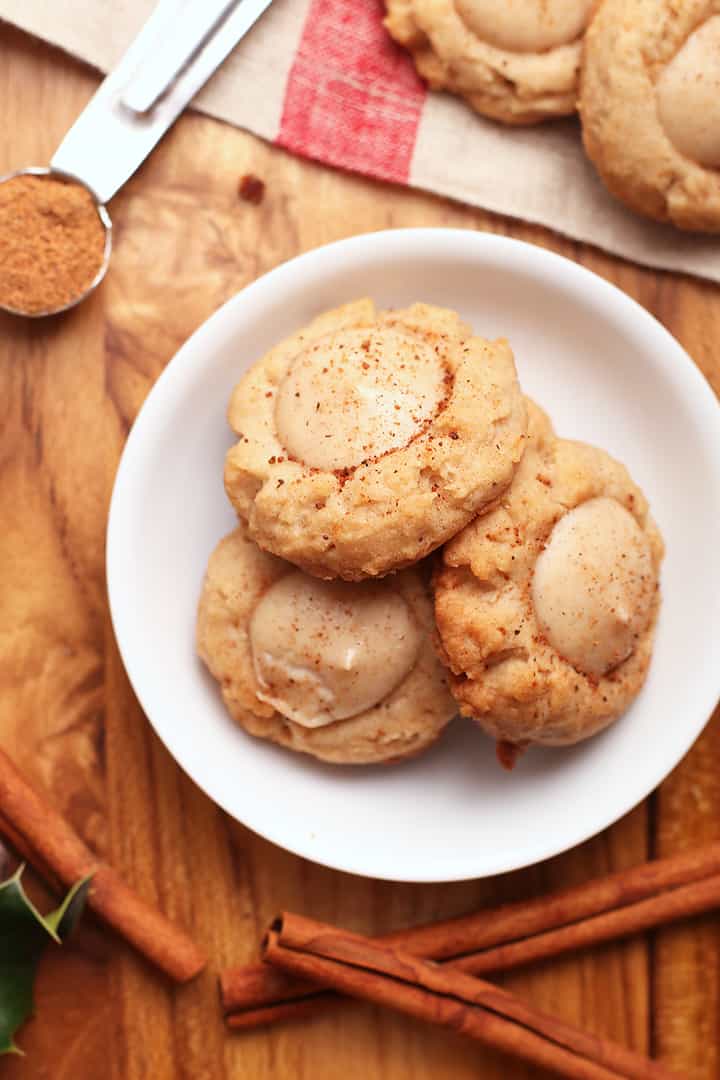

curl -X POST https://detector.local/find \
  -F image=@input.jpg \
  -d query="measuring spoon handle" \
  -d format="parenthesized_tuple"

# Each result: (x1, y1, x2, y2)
(51, 0, 275, 204)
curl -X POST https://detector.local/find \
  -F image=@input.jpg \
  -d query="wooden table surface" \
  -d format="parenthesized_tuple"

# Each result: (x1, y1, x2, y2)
(1, 23, 719, 1080)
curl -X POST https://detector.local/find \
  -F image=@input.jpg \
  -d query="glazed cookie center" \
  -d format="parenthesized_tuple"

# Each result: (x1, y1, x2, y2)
(656, 16, 720, 168)
(455, 0, 594, 52)
(249, 572, 422, 727)
(531, 497, 655, 678)
(274, 327, 447, 470)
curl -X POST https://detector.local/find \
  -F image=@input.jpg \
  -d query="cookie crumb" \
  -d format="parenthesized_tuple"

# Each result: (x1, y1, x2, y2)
(496, 740, 523, 771)
(238, 174, 265, 205)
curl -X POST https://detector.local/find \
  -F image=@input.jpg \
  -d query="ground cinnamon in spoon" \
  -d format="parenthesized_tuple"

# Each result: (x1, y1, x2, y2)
(0, 173, 106, 315)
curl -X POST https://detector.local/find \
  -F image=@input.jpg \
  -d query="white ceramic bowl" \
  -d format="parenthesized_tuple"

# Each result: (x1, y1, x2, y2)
(107, 229, 720, 883)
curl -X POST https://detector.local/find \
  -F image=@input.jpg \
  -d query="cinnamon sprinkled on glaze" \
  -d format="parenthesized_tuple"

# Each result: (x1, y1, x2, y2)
(274, 327, 449, 471)
(249, 572, 422, 727)
(532, 497, 656, 678)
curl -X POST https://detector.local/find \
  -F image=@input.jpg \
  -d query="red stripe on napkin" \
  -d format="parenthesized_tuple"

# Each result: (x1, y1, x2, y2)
(277, 0, 426, 184)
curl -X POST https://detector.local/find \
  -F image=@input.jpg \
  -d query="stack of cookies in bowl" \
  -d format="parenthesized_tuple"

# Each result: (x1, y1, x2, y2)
(197, 298, 663, 769)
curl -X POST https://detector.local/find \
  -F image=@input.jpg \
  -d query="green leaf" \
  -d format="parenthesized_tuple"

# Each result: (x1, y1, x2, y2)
(0, 866, 91, 1055)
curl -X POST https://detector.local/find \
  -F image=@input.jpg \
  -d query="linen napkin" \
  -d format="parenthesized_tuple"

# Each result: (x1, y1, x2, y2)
(3, 0, 720, 282)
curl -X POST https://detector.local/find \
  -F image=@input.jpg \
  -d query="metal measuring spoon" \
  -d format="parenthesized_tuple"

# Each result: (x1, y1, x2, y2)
(0, 0, 274, 318)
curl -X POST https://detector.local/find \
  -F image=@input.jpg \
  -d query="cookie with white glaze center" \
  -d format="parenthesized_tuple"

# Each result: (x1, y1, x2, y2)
(197, 527, 456, 764)
(434, 400, 664, 756)
(224, 299, 526, 580)
(385, 0, 597, 124)
(580, 0, 720, 231)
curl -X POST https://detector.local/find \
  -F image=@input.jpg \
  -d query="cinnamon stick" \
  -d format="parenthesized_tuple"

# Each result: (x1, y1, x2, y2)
(453, 873, 720, 977)
(0, 810, 61, 888)
(264, 912, 680, 1080)
(0, 748, 205, 982)
(222, 842, 720, 1024)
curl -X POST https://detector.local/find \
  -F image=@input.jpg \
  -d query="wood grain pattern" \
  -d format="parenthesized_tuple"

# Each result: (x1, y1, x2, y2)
(0, 22, 717, 1080)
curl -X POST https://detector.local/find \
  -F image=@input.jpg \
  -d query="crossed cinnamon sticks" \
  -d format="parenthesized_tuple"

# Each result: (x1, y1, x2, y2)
(221, 843, 720, 1026)
(218, 846, 720, 1078)
(4, 741, 717, 1077)
(263, 913, 679, 1080)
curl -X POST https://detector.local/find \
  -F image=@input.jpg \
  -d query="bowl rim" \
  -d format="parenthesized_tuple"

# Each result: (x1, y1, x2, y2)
(107, 227, 720, 882)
